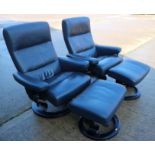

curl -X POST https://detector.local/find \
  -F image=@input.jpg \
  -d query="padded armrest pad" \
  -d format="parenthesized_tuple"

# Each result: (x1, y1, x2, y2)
(89, 57, 99, 66)
(67, 54, 99, 66)
(59, 56, 89, 72)
(96, 45, 121, 56)
(13, 72, 49, 92)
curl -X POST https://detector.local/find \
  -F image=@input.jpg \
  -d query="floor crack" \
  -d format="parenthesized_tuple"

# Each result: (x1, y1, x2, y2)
(0, 107, 31, 127)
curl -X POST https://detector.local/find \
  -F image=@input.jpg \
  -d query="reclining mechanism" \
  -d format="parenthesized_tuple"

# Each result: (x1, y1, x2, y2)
(62, 17, 150, 101)
(3, 22, 127, 140)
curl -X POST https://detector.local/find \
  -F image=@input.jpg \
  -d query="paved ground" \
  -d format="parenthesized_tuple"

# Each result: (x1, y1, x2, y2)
(0, 15, 155, 141)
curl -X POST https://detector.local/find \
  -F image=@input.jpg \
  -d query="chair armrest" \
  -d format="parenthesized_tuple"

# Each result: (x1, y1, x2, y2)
(13, 72, 49, 92)
(96, 45, 122, 56)
(67, 54, 99, 66)
(59, 56, 89, 72)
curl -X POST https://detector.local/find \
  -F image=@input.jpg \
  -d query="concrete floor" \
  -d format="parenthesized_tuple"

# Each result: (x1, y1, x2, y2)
(0, 16, 155, 141)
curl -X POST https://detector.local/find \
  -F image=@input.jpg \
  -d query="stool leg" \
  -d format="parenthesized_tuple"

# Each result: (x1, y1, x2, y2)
(116, 80, 141, 101)
(124, 86, 141, 101)
(79, 115, 120, 140)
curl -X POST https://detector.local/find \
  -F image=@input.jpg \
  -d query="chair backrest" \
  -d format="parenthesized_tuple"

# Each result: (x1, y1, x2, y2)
(3, 22, 61, 80)
(62, 17, 96, 57)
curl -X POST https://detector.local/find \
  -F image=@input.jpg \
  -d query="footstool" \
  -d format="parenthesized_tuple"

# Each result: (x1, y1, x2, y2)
(108, 58, 150, 100)
(69, 80, 126, 140)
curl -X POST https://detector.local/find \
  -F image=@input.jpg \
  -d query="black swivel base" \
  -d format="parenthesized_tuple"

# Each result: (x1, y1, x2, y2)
(124, 86, 141, 101)
(79, 115, 120, 140)
(32, 101, 70, 118)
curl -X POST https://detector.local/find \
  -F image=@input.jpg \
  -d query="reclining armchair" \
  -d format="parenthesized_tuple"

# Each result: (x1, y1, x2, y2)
(3, 22, 126, 140)
(62, 17, 150, 100)
(3, 22, 91, 118)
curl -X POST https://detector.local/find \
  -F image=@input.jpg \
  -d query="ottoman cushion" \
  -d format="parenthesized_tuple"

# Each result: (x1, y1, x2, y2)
(69, 80, 126, 125)
(108, 58, 150, 86)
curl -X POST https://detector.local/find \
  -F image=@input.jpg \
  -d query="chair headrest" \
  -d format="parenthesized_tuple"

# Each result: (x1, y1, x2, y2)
(3, 22, 51, 52)
(62, 17, 91, 37)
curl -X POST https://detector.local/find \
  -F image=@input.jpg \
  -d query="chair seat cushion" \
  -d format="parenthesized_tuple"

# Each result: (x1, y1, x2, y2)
(69, 80, 126, 125)
(46, 72, 91, 105)
(94, 56, 123, 77)
(108, 58, 150, 86)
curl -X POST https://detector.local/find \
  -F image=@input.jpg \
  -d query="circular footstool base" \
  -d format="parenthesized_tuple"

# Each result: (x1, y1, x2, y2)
(79, 115, 120, 140)
(32, 101, 70, 118)
(125, 86, 141, 101)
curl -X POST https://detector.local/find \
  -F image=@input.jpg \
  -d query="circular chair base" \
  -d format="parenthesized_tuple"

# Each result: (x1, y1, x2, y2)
(32, 101, 70, 118)
(125, 86, 141, 101)
(79, 115, 120, 140)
